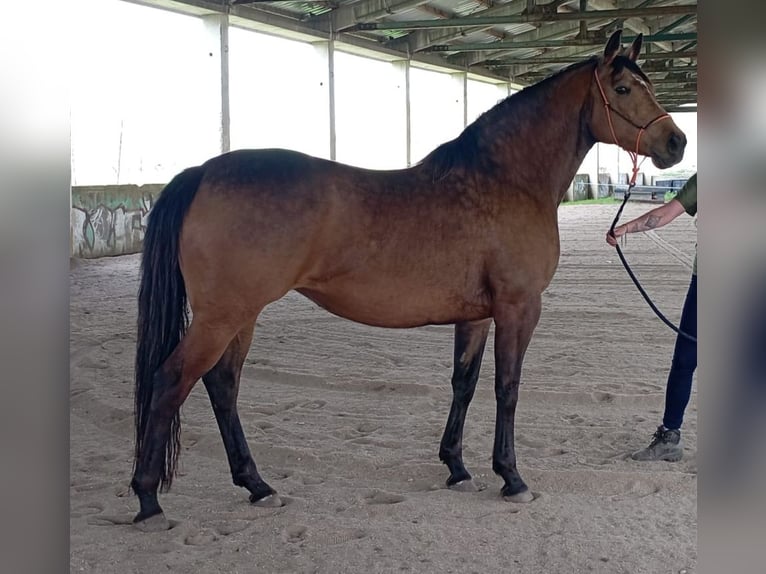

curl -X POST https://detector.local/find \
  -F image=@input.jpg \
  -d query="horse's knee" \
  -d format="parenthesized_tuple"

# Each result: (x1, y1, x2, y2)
(494, 381, 519, 408)
(451, 384, 476, 405)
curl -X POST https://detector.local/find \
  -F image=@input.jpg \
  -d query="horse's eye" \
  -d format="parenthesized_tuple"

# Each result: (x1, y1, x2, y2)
(615, 86, 630, 95)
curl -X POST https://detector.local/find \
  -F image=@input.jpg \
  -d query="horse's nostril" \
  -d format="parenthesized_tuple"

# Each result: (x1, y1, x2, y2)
(668, 132, 686, 155)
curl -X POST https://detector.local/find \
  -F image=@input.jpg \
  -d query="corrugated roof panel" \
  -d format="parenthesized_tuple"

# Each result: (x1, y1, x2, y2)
(384, 7, 437, 22)
(428, 0, 489, 18)
(500, 23, 538, 36)
(457, 29, 506, 43)
(261, 1, 333, 18)
(220, 0, 696, 102)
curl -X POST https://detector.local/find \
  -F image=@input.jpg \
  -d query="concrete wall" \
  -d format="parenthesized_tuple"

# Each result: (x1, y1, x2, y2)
(71, 184, 164, 258)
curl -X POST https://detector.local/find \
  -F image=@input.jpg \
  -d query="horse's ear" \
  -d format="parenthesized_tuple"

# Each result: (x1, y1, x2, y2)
(626, 33, 643, 61)
(603, 29, 622, 64)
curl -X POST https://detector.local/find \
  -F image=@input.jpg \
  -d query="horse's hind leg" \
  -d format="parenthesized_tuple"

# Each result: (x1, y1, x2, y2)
(131, 315, 241, 530)
(439, 319, 492, 490)
(202, 322, 280, 507)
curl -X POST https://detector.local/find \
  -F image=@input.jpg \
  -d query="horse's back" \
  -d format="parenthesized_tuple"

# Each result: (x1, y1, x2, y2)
(176, 147, 558, 325)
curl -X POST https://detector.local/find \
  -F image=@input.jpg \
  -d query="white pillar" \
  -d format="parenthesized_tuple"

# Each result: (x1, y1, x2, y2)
(202, 13, 230, 154)
(393, 60, 412, 167)
(313, 40, 337, 161)
(451, 72, 468, 128)
(328, 40, 337, 161)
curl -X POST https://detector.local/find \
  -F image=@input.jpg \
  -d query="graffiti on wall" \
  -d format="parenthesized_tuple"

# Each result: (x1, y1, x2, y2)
(71, 185, 163, 258)
(572, 173, 590, 201)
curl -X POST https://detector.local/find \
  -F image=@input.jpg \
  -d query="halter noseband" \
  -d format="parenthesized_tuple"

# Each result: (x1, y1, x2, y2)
(593, 67, 671, 186)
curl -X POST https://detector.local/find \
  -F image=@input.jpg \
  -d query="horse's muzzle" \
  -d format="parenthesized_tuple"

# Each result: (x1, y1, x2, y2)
(667, 131, 687, 161)
(652, 128, 687, 168)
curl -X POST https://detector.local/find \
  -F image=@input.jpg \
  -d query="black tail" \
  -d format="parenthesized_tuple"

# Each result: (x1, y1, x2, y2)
(134, 165, 205, 493)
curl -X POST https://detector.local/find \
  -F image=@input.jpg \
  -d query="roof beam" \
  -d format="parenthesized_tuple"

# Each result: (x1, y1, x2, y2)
(656, 90, 697, 96)
(488, 43, 697, 81)
(492, 37, 695, 76)
(584, 0, 651, 34)
(308, 0, 433, 33)
(656, 97, 697, 104)
(392, 0, 648, 58)
(531, 0, 679, 56)
(651, 77, 696, 86)
(417, 4, 509, 42)
(654, 13, 695, 35)
(352, 5, 697, 32)
(456, 0, 677, 68)
(665, 106, 696, 113)
(482, 49, 696, 66)
(388, 0, 531, 53)
(517, 67, 696, 84)
(424, 32, 695, 52)
(641, 60, 697, 72)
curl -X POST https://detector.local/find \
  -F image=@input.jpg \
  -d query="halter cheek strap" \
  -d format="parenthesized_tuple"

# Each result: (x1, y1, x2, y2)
(593, 68, 671, 186)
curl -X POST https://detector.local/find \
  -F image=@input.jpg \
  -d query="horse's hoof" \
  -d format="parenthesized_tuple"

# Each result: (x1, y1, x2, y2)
(133, 512, 171, 532)
(449, 479, 479, 493)
(503, 489, 535, 503)
(252, 494, 283, 508)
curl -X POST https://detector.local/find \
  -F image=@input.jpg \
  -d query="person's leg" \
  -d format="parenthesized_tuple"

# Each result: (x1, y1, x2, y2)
(632, 274, 697, 461)
(662, 273, 698, 430)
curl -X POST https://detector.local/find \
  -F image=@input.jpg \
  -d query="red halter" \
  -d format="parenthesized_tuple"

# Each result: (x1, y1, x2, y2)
(593, 67, 671, 187)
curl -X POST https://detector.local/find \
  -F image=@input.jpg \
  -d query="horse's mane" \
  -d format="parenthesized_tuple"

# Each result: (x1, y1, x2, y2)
(420, 57, 600, 181)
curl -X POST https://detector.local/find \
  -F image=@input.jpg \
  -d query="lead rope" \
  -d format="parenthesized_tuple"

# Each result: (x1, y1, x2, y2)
(595, 69, 697, 344)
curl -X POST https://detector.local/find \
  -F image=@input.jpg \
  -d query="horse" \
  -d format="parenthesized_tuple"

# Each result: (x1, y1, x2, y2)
(130, 29, 686, 531)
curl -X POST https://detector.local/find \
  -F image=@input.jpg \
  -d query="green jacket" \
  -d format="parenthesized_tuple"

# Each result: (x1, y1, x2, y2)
(675, 173, 697, 275)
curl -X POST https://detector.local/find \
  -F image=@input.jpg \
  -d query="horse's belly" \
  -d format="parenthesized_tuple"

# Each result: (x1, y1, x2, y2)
(295, 280, 492, 328)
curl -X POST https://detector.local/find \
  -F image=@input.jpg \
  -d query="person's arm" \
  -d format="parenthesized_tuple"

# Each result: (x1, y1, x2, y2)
(606, 199, 687, 246)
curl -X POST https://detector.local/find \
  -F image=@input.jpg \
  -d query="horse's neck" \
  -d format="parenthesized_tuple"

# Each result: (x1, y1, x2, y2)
(485, 65, 595, 204)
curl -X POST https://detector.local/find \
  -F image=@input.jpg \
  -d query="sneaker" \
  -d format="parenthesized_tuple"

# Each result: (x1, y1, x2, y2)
(631, 425, 683, 462)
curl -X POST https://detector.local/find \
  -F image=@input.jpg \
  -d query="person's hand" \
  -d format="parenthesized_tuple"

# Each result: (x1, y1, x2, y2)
(606, 225, 627, 246)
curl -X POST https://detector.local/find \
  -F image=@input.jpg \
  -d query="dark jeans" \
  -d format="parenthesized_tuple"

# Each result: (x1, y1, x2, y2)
(662, 274, 698, 430)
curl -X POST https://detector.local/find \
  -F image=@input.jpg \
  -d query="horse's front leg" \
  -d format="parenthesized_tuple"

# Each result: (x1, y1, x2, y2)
(492, 295, 541, 502)
(439, 319, 492, 490)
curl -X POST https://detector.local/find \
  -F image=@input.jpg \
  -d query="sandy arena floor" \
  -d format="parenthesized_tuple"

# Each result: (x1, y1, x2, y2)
(70, 203, 697, 574)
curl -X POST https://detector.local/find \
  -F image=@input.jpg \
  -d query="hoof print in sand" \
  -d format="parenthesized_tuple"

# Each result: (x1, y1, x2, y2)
(503, 490, 538, 503)
(183, 528, 218, 546)
(364, 490, 405, 505)
(448, 479, 485, 493)
(71, 502, 105, 517)
(86, 513, 135, 527)
(312, 528, 368, 546)
(252, 494, 285, 508)
(282, 524, 308, 544)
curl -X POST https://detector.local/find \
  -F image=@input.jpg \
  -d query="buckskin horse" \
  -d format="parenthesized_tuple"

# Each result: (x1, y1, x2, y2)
(130, 29, 686, 530)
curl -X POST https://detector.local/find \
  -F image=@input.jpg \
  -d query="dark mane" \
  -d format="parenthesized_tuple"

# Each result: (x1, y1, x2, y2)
(420, 57, 599, 182)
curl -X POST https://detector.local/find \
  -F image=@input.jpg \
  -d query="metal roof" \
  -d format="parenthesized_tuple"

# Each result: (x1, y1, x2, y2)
(130, 0, 697, 110)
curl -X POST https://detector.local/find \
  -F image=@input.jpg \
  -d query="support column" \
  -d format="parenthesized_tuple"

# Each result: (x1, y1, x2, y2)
(313, 40, 337, 161)
(463, 73, 469, 127)
(451, 72, 468, 128)
(328, 40, 337, 160)
(202, 13, 230, 154)
(393, 59, 412, 167)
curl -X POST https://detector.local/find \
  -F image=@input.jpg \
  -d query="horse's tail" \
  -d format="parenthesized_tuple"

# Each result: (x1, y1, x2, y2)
(133, 165, 205, 493)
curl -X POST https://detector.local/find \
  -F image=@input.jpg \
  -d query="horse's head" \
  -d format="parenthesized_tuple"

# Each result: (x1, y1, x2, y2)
(589, 29, 687, 169)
